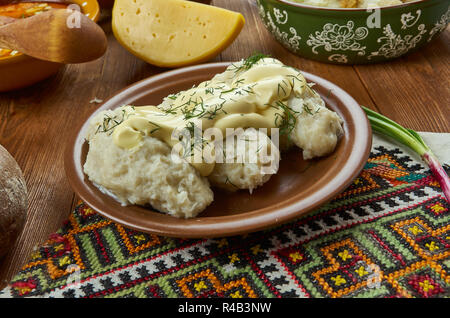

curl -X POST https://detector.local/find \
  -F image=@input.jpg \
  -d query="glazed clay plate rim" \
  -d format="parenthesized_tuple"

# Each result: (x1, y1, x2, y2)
(65, 62, 372, 238)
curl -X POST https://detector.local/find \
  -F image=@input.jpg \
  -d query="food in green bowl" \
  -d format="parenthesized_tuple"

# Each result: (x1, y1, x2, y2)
(256, 0, 449, 64)
(290, 0, 416, 9)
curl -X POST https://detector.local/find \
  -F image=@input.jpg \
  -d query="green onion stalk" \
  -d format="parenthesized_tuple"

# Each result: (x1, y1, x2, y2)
(362, 106, 450, 203)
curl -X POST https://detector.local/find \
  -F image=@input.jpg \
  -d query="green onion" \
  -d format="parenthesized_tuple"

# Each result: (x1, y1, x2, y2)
(362, 106, 449, 203)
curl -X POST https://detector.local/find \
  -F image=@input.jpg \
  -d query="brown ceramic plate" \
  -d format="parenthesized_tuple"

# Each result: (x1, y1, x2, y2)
(65, 62, 372, 238)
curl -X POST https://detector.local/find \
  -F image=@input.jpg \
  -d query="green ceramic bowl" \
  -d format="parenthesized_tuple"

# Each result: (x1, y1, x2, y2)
(256, 0, 449, 64)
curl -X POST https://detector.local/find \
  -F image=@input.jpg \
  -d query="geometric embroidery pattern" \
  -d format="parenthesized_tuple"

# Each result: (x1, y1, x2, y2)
(1, 141, 449, 298)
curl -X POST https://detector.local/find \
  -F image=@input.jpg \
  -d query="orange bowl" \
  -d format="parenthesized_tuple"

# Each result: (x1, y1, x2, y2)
(0, 0, 100, 92)
(97, 0, 114, 8)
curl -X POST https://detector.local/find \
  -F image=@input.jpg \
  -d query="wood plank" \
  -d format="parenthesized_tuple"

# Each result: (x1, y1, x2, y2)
(0, 0, 448, 289)
(0, 18, 161, 286)
(354, 29, 450, 132)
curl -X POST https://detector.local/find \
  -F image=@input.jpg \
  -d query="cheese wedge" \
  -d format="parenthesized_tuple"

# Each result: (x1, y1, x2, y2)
(112, 0, 245, 68)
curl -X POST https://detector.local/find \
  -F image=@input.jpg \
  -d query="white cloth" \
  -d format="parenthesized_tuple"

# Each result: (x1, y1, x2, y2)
(373, 132, 450, 165)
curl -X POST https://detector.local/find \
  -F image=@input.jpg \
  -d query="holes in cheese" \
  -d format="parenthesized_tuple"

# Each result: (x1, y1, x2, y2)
(112, 0, 245, 68)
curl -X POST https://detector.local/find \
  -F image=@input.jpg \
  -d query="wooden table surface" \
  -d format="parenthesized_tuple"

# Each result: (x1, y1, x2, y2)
(0, 0, 449, 288)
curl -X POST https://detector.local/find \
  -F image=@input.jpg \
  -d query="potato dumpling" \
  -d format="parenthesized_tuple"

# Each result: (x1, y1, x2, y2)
(84, 109, 213, 219)
(287, 87, 344, 160)
(208, 128, 280, 193)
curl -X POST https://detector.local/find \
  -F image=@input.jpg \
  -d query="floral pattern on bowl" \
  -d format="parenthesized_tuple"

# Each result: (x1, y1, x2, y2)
(256, 0, 449, 64)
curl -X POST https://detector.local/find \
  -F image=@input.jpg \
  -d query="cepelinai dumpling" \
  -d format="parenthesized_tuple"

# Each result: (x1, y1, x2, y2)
(83, 108, 213, 219)
(208, 128, 280, 193)
(287, 86, 344, 160)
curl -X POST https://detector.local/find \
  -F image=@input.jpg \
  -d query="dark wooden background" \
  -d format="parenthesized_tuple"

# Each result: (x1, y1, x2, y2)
(0, 0, 449, 288)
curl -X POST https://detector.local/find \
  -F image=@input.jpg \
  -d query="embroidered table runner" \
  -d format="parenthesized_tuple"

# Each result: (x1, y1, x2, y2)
(1, 132, 449, 298)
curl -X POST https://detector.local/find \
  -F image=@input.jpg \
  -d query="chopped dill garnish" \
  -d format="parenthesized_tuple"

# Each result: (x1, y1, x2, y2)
(225, 176, 239, 188)
(160, 106, 179, 115)
(273, 101, 299, 137)
(199, 100, 227, 120)
(95, 108, 132, 135)
(241, 83, 257, 95)
(181, 98, 206, 120)
(148, 121, 161, 134)
(286, 74, 304, 89)
(221, 87, 237, 94)
(241, 53, 270, 71)
(277, 82, 287, 97)
(303, 105, 314, 115)
(230, 53, 270, 74)
(240, 136, 256, 143)
(215, 85, 227, 91)
(180, 122, 209, 159)
(184, 121, 197, 136)
(303, 105, 319, 115)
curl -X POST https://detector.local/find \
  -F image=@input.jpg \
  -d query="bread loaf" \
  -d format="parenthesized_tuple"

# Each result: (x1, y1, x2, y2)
(0, 144, 27, 258)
